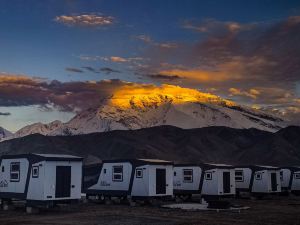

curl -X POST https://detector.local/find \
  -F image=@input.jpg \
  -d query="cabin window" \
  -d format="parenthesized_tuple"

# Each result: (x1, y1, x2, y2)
(255, 173, 262, 180)
(10, 162, 20, 182)
(32, 166, 39, 178)
(205, 172, 212, 180)
(112, 165, 123, 182)
(174, 171, 177, 176)
(294, 173, 300, 179)
(1, 166, 4, 173)
(136, 169, 143, 178)
(183, 169, 193, 183)
(235, 170, 244, 182)
(103, 169, 107, 174)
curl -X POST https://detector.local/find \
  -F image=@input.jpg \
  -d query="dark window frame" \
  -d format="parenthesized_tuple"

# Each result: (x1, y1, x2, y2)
(280, 171, 283, 181)
(1, 166, 4, 173)
(32, 166, 39, 178)
(205, 172, 212, 180)
(136, 168, 143, 178)
(10, 162, 20, 182)
(294, 173, 300, 179)
(112, 165, 123, 182)
(255, 172, 262, 180)
(183, 169, 193, 183)
(235, 170, 244, 182)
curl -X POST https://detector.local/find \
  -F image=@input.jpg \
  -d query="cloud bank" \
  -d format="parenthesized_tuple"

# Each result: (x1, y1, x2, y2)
(134, 16, 300, 117)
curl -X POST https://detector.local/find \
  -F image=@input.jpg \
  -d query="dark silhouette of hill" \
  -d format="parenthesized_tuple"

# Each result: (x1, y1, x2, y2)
(0, 126, 299, 166)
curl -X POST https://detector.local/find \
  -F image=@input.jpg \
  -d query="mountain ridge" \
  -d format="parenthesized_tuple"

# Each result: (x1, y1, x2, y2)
(0, 125, 299, 166)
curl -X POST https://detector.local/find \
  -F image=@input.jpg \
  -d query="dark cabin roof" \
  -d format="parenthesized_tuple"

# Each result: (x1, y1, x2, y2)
(101, 159, 173, 166)
(0, 153, 83, 163)
(234, 165, 280, 171)
(280, 166, 300, 172)
(174, 163, 234, 170)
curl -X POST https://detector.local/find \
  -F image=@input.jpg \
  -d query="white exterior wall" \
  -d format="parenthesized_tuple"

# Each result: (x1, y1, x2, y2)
(252, 170, 268, 193)
(173, 166, 202, 192)
(0, 158, 29, 194)
(131, 165, 149, 196)
(252, 170, 281, 193)
(280, 169, 291, 189)
(148, 165, 173, 196)
(201, 169, 219, 195)
(235, 168, 252, 190)
(291, 171, 300, 191)
(26, 160, 82, 200)
(202, 168, 235, 196)
(26, 161, 46, 200)
(90, 162, 132, 191)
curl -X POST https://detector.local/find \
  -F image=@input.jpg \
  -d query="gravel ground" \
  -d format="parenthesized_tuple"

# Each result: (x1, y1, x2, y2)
(0, 196, 300, 225)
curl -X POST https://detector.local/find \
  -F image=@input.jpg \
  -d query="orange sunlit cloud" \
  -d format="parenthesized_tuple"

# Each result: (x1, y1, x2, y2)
(158, 59, 245, 83)
(229, 88, 260, 99)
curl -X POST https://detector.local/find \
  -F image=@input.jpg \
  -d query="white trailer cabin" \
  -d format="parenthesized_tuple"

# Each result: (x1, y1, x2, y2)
(0, 153, 83, 208)
(280, 167, 300, 195)
(235, 165, 281, 195)
(83, 159, 173, 200)
(173, 164, 203, 197)
(173, 164, 236, 199)
(201, 164, 236, 198)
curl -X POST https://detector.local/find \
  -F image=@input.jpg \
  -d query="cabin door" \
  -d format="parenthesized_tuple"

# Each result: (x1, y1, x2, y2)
(271, 173, 277, 191)
(55, 166, 71, 198)
(223, 172, 231, 193)
(156, 169, 166, 194)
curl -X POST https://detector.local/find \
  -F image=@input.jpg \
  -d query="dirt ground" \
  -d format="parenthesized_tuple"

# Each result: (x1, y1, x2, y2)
(0, 196, 300, 225)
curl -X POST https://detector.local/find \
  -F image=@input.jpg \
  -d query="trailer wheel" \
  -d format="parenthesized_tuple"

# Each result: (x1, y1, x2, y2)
(104, 197, 113, 205)
(2, 199, 14, 211)
(175, 196, 182, 203)
(128, 199, 137, 207)
(26, 206, 40, 214)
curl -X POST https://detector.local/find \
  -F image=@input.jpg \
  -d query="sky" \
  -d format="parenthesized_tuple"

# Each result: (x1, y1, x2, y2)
(0, 0, 300, 131)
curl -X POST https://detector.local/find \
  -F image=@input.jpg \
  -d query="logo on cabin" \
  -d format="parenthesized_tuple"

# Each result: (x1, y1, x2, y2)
(0, 180, 8, 188)
(100, 181, 111, 186)
(174, 181, 181, 187)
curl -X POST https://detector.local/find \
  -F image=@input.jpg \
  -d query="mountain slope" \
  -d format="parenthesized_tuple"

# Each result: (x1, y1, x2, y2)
(0, 127, 12, 141)
(1, 126, 299, 166)
(10, 84, 285, 139)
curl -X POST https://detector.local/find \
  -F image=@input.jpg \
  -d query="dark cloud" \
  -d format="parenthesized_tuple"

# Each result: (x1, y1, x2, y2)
(0, 112, 11, 116)
(82, 66, 100, 73)
(147, 74, 182, 81)
(100, 67, 120, 74)
(81, 66, 120, 74)
(65, 67, 84, 73)
(0, 74, 126, 112)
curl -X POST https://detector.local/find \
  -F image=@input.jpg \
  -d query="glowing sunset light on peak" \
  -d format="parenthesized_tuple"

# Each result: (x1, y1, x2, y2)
(110, 84, 236, 109)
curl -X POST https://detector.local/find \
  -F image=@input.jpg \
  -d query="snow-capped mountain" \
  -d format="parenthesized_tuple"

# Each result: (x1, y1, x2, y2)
(0, 127, 13, 140)
(9, 84, 286, 139)
(14, 120, 63, 138)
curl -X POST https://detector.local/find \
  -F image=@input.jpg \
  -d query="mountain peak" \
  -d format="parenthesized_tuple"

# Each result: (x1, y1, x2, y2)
(110, 84, 236, 110)
(0, 126, 13, 140)
(6, 83, 286, 140)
